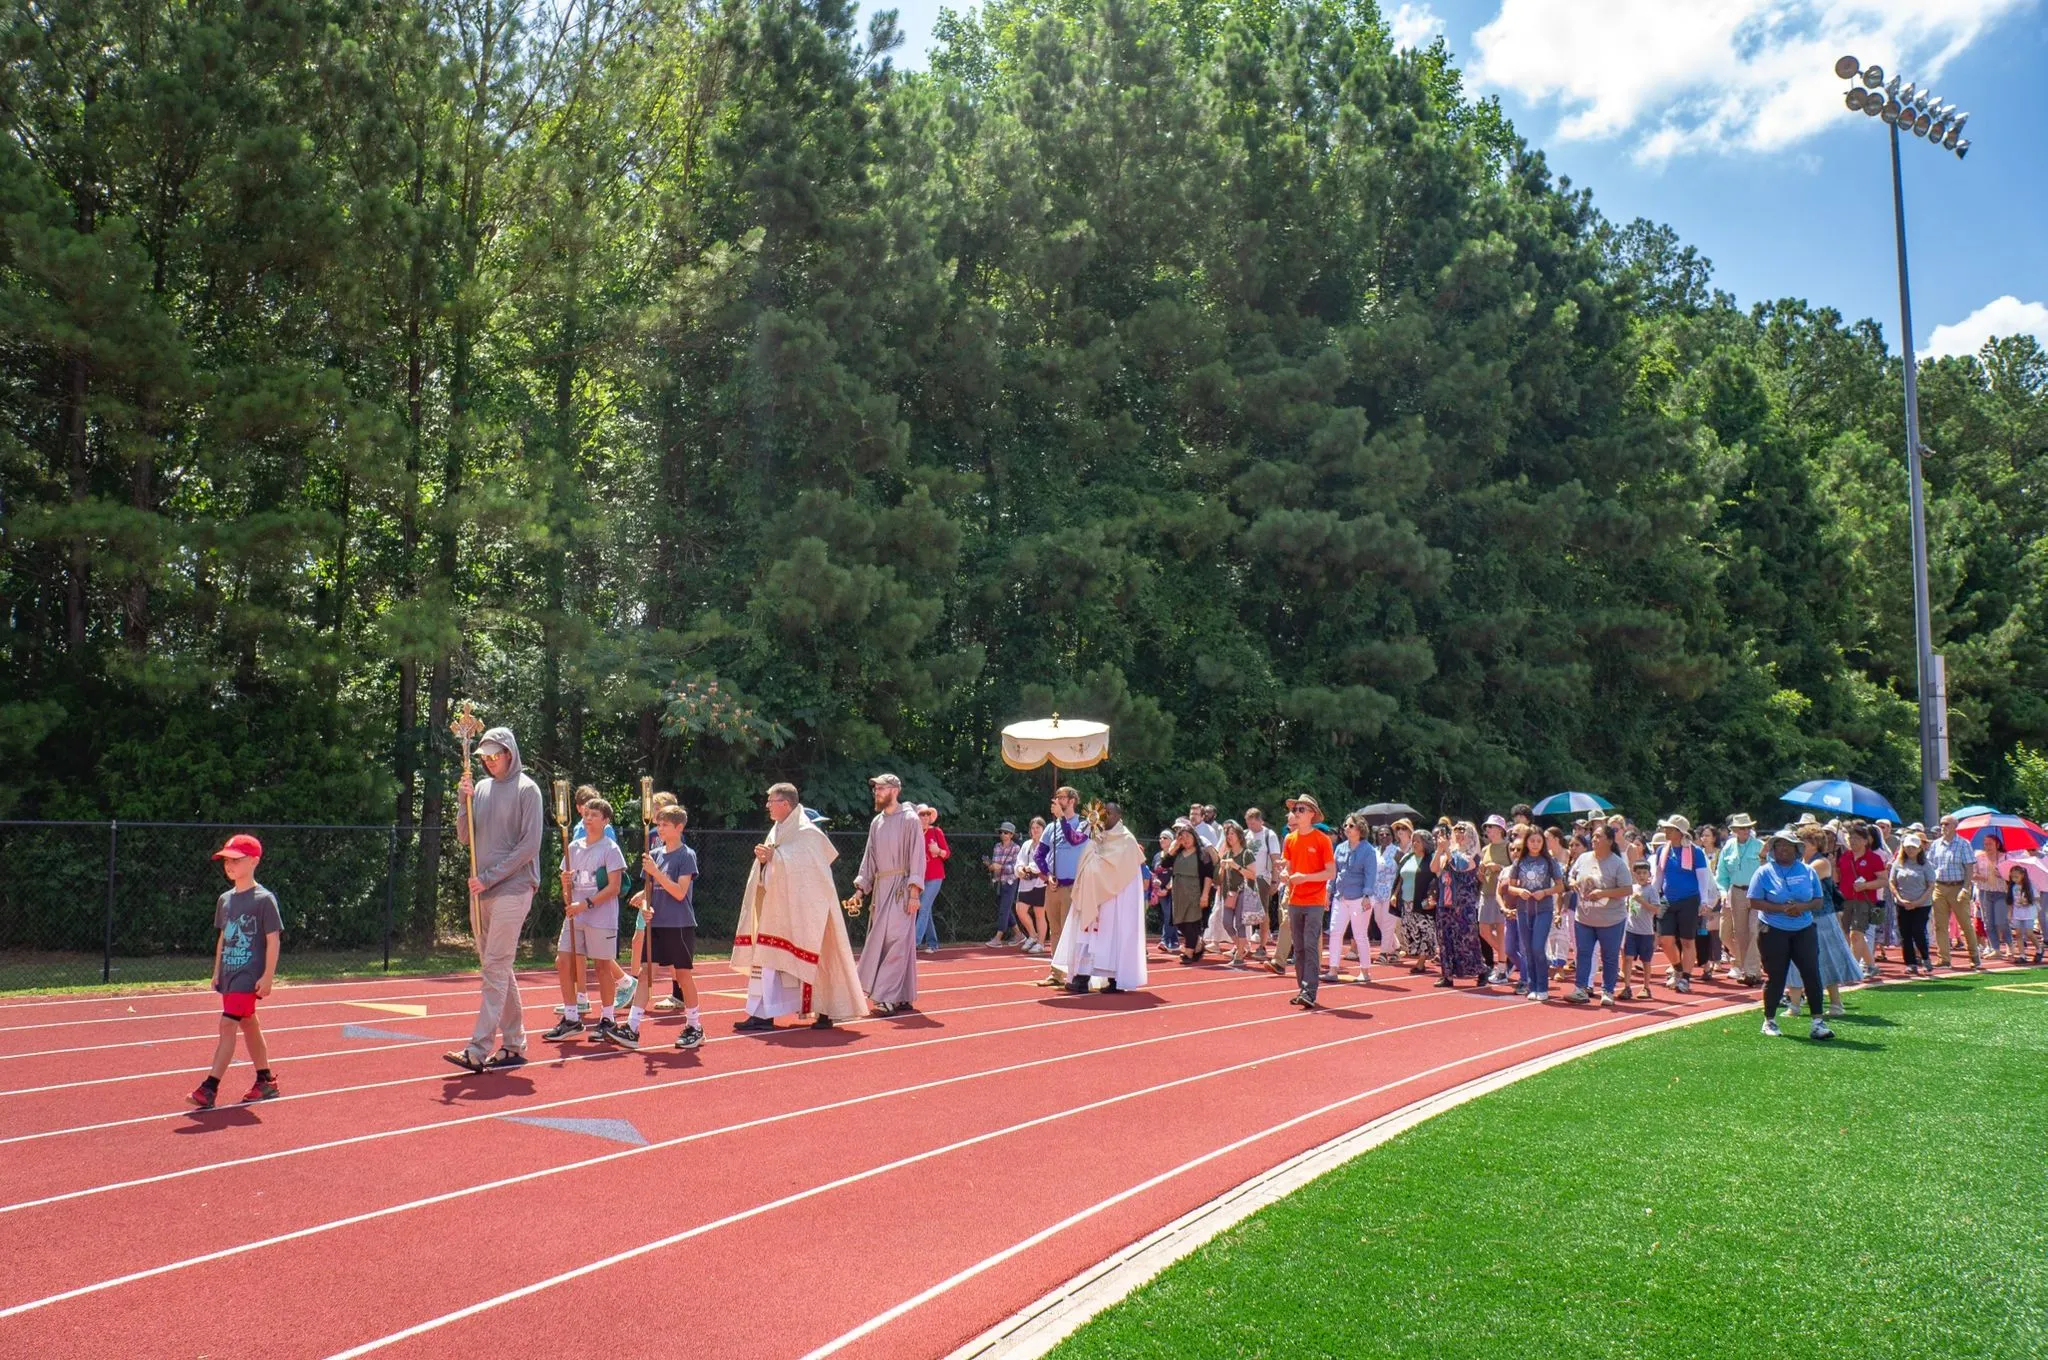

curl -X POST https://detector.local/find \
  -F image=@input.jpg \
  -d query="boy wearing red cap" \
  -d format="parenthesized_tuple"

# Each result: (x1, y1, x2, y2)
(188, 834, 283, 1109)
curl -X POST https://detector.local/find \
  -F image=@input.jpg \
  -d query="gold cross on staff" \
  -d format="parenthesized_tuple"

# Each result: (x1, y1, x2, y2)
(449, 700, 487, 954)
(450, 701, 485, 747)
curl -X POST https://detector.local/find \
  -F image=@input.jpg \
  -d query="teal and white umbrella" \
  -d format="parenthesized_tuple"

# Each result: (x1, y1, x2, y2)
(1533, 791, 1613, 817)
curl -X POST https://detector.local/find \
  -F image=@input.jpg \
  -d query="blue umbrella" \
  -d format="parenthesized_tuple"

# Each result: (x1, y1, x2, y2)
(1533, 791, 1613, 816)
(1950, 803, 2000, 819)
(1780, 779, 1902, 823)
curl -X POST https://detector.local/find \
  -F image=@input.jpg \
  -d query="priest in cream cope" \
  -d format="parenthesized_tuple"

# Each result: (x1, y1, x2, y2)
(1053, 803, 1149, 994)
(730, 782, 867, 1031)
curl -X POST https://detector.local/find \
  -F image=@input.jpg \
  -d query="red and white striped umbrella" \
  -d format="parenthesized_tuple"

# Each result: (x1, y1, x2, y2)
(1958, 813, 2046, 853)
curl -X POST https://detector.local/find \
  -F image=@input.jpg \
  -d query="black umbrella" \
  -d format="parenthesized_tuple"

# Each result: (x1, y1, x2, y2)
(1358, 802, 1421, 826)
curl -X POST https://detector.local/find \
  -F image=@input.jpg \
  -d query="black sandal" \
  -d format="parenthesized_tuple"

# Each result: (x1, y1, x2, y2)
(441, 1050, 485, 1074)
(484, 1048, 526, 1069)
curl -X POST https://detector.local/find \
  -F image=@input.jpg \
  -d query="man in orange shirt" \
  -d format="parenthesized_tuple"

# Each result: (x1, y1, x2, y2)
(1279, 794, 1337, 1008)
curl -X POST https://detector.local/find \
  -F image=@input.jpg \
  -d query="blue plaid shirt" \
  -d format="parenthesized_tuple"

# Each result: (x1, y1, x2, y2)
(1925, 834, 1975, 884)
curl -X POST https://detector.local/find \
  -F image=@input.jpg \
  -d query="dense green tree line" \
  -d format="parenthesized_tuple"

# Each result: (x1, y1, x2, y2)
(5, 0, 2044, 862)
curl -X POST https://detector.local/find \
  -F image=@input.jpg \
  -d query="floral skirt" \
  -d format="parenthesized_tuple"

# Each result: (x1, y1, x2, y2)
(1398, 906, 1436, 961)
(1436, 902, 1485, 979)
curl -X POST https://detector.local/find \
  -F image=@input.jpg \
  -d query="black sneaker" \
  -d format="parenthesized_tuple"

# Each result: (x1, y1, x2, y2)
(542, 1017, 584, 1042)
(592, 1017, 619, 1041)
(675, 1026, 704, 1050)
(603, 1023, 642, 1051)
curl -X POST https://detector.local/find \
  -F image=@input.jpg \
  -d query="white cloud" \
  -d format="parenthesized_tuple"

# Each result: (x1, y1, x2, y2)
(1924, 295, 2048, 359)
(1386, 2, 1445, 49)
(1470, 0, 2025, 163)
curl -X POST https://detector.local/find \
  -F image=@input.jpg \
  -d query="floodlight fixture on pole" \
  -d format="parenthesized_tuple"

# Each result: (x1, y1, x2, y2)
(1832, 54, 1981, 824)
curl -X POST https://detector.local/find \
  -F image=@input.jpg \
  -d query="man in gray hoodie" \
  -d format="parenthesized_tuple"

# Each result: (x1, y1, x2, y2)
(445, 726, 545, 1073)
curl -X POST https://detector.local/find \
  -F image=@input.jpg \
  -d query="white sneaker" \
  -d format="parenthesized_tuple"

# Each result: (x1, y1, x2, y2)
(986, 935, 1006, 948)
(1828, 1000, 1844, 1018)
(1600, 991, 1616, 1008)
(1761, 1017, 1782, 1037)
(1809, 1019, 1835, 1040)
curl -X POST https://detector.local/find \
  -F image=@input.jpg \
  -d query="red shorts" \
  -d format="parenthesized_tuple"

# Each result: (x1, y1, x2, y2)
(221, 992, 259, 1021)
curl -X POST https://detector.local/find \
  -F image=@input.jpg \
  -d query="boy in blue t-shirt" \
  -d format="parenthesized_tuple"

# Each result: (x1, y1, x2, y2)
(606, 805, 702, 1051)
(189, 833, 283, 1109)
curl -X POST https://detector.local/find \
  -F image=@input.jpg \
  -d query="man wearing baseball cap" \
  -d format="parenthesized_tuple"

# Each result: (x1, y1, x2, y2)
(444, 726, 545, 1074)
(188, 834, 283, 1108)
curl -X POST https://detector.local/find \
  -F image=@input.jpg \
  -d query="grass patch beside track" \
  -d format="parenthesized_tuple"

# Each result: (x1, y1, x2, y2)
(1053, 971, 2048, 1360)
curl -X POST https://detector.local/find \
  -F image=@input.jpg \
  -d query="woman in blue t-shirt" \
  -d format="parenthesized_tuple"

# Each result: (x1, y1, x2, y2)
(1748, 829, 1836, 1041)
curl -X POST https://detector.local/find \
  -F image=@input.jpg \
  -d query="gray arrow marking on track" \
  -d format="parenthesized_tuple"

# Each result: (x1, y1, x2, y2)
(502, 1116, 650, 1146)
(339, 1024, 423, 1042)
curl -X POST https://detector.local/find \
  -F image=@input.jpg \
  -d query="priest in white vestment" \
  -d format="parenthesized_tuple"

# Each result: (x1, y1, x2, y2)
(730, 782, 867, 1031)
(1053, 804, 1148, 994)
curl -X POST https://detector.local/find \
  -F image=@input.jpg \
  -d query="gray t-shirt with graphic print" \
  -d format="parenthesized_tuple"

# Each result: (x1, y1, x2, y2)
(214, 886, 283, 994)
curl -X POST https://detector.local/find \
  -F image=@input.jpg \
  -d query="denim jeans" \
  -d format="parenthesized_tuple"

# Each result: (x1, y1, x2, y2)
(1979, 890, 2012, 950)
(1512, 903, 1554, 996)
(994, 881, 1018, 935)
(1574, 919, 1624, 995)
(916, 877, 943, 949)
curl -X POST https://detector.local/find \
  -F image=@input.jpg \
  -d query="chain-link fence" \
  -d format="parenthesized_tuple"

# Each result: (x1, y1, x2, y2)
(0, 821, 1016, 993)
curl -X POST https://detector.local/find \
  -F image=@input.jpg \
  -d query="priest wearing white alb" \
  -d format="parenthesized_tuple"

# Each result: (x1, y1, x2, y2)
(731, 782, 867, 1032)
(1054, 803, 1148, 994)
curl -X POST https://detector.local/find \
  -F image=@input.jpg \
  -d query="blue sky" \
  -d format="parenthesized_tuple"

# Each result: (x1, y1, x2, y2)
(880, 0, 2048, 360)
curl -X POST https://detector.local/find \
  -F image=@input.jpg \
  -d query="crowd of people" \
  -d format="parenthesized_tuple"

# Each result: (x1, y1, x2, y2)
(971, 798, 2044, 1041)
(185, 722, 2044, 1106)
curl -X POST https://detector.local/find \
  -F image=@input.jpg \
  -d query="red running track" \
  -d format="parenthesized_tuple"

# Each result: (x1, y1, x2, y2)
(0, 947, 1754, 1358)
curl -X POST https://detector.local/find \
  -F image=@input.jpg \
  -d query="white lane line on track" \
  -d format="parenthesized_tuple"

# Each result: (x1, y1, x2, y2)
(312, 995, 1728, 1359)
(0, 974, 1147, 1149)
(0, 972, 1334, 1206)
(0, 947, 1039, 1012)
(0, 981, 573, 1036)
(0, 970, 1051, 1085)
(0, 955, 1049, 1037)
(0, 987, 558, 1062)
(796, 1001, 1720, 1360)
(0, 987, 1529, 1325)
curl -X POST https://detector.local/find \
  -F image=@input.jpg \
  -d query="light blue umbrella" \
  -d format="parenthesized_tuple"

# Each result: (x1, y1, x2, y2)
(1950, 803, 2000, 819)
(1533, 791, 1613, 817)
(1780, 779, 1902, 823)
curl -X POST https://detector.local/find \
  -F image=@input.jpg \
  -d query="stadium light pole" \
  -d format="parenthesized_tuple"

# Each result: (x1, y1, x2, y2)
(1834, 54, 1971, 827)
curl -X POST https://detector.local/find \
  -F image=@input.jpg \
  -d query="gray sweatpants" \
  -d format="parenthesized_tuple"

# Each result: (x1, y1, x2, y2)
(467, 889, 533, 1060)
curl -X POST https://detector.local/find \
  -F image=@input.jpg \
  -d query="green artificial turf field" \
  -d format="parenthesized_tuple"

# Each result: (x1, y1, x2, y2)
(1052, 973, 2048, 1360)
